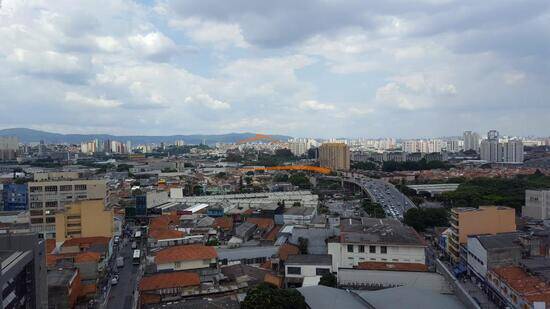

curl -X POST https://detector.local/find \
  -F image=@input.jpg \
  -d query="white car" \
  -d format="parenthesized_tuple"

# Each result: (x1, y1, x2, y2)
(111, 275, 119, 285)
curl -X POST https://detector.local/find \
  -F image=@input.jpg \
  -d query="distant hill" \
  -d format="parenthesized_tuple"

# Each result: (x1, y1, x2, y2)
(0, 128, 292, 145)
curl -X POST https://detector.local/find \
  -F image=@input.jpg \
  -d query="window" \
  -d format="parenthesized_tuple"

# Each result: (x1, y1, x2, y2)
(30, 210, 43, 216)
(45, 186, 58, 192)
(46, 217, 55, 223)
(392, 259, 398, 262)
(359, 245, 365, 253)
(381, 246, 387, 254)
(76, 195, 87, 199)
(60, 185, 72, 191)
(31, 218, 43, 224)
(369, 246, 376, 253)
(45, 201, 58, 208)
(347, 245, 354, 253)
(287, 267, 301, 275)
(30, 186, 43, 192)
(175, 262, 182, 268)
(74, 184, 87, 191)
(316, 268, 330, 276)
(511, 294, 517, 303)
(30, 202, 43, 209)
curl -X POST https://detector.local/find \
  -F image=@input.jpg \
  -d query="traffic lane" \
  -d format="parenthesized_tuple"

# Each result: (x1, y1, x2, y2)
(107, 242, 136, 309)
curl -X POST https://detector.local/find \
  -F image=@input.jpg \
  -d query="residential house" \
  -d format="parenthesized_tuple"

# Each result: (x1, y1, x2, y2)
(155, 244, 218, 272)
(139, 272, 200, 306)
(285, 254, 333, 287)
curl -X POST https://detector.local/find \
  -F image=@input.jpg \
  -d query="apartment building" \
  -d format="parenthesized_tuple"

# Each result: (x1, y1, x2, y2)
(328, 218, 426, 272)
(447, 206, 516, 263)
(522, 190, 550, 220)
(55, 199, 114, 243)
(28, 179, 107, 238)
(319, 142, 350, 171)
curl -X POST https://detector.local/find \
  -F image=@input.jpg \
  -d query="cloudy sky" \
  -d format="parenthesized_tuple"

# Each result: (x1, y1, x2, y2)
(1, 0, 549, 138)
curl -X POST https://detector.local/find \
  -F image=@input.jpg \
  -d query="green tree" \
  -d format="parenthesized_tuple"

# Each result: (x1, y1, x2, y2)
(298, 237, 308, 254)
(289, 173, 311, 189)
(404, 208, 449, 232)
(242, 283, 306, 309)
(362, 200, 386, 218)
(318, 273, 337, 288)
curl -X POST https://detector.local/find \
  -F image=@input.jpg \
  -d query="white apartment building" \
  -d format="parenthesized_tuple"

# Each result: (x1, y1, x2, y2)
(288, 141, 308, 156)
(328, 219, 426, 272)
(463, 131, 480, 151)
(522, 190, 550, 220)
(28, 179, 107, 238)
(285, 254, 333, 287)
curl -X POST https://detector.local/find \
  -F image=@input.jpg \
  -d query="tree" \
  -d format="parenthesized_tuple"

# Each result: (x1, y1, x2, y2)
(319, 273, 337, 288)
(242, 283, 306, 309)
(289, 173, 311, 189)
(404, 208, 449, 232)
(298, 237, 308, 254)
(362, 200, 386, 218)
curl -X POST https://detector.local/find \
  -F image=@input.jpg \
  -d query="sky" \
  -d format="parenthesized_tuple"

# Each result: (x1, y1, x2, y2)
(0, 0, 549, 138)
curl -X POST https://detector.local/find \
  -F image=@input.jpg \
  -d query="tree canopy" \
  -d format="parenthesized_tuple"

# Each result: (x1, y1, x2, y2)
(404, 207, 449, 232)
(319, 273, 337, 288)
(242, 283, 306, 309)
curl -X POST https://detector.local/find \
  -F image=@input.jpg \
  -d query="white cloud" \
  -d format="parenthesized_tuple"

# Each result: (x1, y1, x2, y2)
(169, 17, 249, 49)
(503, 71, 526, 85)
(184, 93, 230, 110)
(65, 92, 121, 108)
(128, 32, 176, 59)
(299, 100, 335, 111)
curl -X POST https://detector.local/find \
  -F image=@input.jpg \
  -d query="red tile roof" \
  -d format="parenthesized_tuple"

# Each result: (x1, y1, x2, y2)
(63, 236, 111, 247)
(80, 284, 97, 297)
(492, 266, 550, 303)
(247, 218, 274, 230)
(149, 229, 185, 240)
(278, 244, 300, 261)
(264, 273, 283, 288)
(45, 239, 56, 254)
(75, 252, 101, 263)
(149, 213, 180, 230)
(139, 272, 200, 292)
(356, 261, 428, 272)
(214, 217, 234, 230)
(155, 244, 217, 264)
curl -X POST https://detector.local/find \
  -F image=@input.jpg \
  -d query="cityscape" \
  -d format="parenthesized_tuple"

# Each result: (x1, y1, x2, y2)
(2, 1, 550, 309)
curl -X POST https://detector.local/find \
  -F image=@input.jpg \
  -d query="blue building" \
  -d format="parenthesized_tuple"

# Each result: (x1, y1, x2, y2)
(2, 183, 28, 211)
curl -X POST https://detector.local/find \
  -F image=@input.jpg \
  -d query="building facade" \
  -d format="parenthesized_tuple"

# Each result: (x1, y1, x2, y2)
(2, 183, 28, 211)
(463, 131, 480, 152)
(0, 136, 18, 161)
(27, 179, 107, 238)
(522, 190, 550, 220)
(319, 143, 350, 171)
(447, 206, 516, 263)
(55, 199, 114, 243)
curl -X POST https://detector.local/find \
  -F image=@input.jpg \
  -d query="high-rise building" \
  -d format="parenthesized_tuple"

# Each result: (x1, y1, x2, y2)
(0, 233, 48, 309)
(480, 139, 500, 162)
(480, 134, 523, 163)
(447, 206, 516, 263)
(27, 179, 107, 238)
(487, 130, 500, 141)
(55, 199, 114, 243)
(463, 131, 480, 152)
(319, 143, 350, 171)
(446, 140, 460, 153)
(501, 139, 524, 163)
(288, 140, 308, 156)
(0, 136, 18, 161)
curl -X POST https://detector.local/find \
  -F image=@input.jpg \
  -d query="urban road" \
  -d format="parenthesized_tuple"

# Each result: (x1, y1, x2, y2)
(347, 174, 417, 219)
(107, 235, 140, 309)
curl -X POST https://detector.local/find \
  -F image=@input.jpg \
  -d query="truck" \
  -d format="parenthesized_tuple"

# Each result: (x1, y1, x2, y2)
(116, 256, 124, 268)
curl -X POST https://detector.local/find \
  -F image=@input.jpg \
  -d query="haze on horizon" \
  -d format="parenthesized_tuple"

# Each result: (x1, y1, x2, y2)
(1, 0, 549, 138)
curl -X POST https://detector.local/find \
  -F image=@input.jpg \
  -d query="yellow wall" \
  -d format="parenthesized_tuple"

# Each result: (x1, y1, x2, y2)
(56, 199, 114, 243)
(456, 206, 516, 244)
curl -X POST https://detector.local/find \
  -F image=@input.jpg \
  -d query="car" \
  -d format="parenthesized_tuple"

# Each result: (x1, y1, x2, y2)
(114, 236, 120, 244)
(111, 275, 119, 285)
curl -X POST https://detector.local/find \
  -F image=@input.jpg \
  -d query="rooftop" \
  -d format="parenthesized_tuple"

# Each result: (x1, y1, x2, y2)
(246, 217, 274, 230)
(338, 218, 425, 247)
(139, 271, 200, 291)
(473, 232, 521, 250)
(74, 252, 101, 263)
(47, 268, 77, 287)
(286, 254, 332, 265)
(492, 265, 550, 303)
(63, 236, 110, 247)
(148, 229, 185, 240)
(284, 207, 316, 216)
(356, 261, 428, 272)
(155, 244, 217, 264)
(278, 243, 300, 261)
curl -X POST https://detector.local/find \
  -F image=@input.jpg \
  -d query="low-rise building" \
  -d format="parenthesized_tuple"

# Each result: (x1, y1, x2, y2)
(47, 268, 82, 309)
(522, 190, 550, 220)
(487, 265, 550, 309)
(139, 272, 200, 306)
(281, 207, 317, 225)
(467, 232, 522, 282)
(155, 244, 218, 272)
(328, 218, 426, 272)
(285, 254, 332, 287)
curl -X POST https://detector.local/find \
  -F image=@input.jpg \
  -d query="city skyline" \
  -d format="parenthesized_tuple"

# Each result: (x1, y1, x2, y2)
(1, 1, 549, 137)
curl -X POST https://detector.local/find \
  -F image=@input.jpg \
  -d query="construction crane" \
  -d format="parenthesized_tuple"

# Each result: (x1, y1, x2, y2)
(240, 165, 332, 175)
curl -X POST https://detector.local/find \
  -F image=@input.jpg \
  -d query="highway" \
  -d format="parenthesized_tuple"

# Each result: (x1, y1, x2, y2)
(349, 176, 416, 219)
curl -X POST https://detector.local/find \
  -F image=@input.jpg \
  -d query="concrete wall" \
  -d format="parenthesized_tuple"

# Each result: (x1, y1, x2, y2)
(328, 242, 426, 271)
(285, 264, 332, 278)
(456, 207, 516, 244)
(157, 258, 216, 272)
(435, 259, 481, 309)
(522, 190, 550, 220)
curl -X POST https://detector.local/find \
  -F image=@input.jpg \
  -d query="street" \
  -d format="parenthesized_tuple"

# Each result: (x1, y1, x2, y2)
(106, 233, 141, 309)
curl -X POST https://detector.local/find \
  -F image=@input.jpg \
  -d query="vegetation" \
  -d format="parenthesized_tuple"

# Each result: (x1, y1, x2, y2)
(351, 161, 378, 170)
(316, 178, 341, 190)
(289, 173, 311, 189)
(116, 163, 133, 172)
(437, 172, 550, 212)
(242, 283, 306, 309)
(404, 208, 449, 232)
(362, 200, 386, 218)
(161, 167, 177, 173)
(319, 273, 337, 288)
(273, 173, 289, 182)
(298, 237, 308, 254)
(382, 158, 453, 172)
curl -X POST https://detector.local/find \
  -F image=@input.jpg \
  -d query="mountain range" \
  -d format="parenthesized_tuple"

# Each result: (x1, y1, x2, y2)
(0, 128, 292, 145)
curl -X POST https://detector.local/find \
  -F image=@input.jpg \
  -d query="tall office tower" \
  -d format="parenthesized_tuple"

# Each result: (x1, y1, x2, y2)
(463, 131, 480, 151)
(288, 140, 308, 156)
(319, 143, 350, 171)
(487, 130, 500, 141)
(0, 136, 19, 161)
(27, 178, 107, 238)
(502, 139, 524, 163)
(0, 233, 48, 309)
(480, 139, 500, 162)
(446, 140, 460, 153)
